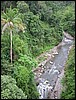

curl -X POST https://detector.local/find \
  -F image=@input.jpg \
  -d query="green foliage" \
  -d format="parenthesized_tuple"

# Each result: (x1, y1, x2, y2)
(17, 1, 29, 13)
(62, 6, 75, 36)
(1, 33, 10, 60)
(23, 10, 61, 56)
(13, 65, 39, 99)
(1, 1, 17, 11)
(1, 6, 25, 33)
(1, 6, 18, 23)
(12, 54, 38, 98)
(27, 71, 39, 99)
(60, 4, 75, 37)
(1, 75, 27, 99)
(12, 34, 29, 60)
(17, 53, 38, 69)
(25, 1, 39, 15)
(29, 15, 41, 36)
(1, 1, 75, 99)
(26, 1, 75, 37)
(13, 65, 30, 95)
(1, 59, 13, 75)
(61, 46, 75, 99)
(1, 33, 13, 75)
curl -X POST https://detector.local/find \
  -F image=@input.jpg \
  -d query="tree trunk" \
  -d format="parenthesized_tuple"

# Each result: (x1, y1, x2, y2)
(10, 30, 12, 64)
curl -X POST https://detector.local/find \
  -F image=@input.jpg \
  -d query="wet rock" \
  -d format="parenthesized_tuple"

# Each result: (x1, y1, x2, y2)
(42, 67, 44, 70)
(52, 70, 59, 75)
(52, 51, 58, 55)
(55, 96, 57, 99)
(42, 70, 45, 73)
(49, 61, 53, 64)
(44, 66, 46, 69)
(36, 81, 39, 86)
(44, 80, 49, 85)
(41, 70, 43, 73)
(64, 38, 73, 43)
(47, 53, 51, 57)
(38, 73, 42, 76)
(51, 55, 54, 58)
(46, 66, 49, 69)
(49, 69, 52, 74)
(53, 66, 56, 69)
(57, 75, 60, 78)
(48, 85, 53, 90)
(34, 72, 37, 75)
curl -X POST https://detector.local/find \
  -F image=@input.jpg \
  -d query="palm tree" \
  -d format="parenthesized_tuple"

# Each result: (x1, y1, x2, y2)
(1, 6, 25, 64)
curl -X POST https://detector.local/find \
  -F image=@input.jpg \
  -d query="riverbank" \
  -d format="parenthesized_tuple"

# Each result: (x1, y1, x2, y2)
(60, 45, 75, 99)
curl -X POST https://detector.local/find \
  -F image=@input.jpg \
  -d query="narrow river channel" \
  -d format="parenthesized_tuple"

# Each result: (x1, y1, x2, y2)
(34, 35, 74, 99)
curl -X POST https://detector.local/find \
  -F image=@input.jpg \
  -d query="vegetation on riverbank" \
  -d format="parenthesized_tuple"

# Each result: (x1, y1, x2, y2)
(61, 45, 75, 99)
(1, 1, 75, 99)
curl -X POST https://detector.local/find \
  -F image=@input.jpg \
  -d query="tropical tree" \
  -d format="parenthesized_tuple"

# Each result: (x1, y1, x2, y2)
(1, 6, 25, 64)
(1, 75, 27, 99)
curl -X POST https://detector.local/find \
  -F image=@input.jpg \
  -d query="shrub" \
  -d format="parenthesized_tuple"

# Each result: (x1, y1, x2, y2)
(17, 53, 38, 69)
(17, 1, 29, 13)
(13, 65, 30, 95)
(1, 75, 27, 99)
(13, 65, 39, 99)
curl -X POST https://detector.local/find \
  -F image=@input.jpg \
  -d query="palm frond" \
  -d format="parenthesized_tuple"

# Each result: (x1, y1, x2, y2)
(13, 17, 22, 24)
(1, 6, 26, 33)
(18, 24, 25, 32)
(1, 18, 8, 25)
(14, 23, 25, 33)
(2, 22, 10, 34)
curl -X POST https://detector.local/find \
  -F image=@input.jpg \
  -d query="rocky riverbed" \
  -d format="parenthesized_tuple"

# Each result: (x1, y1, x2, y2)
(32, 32, 74, 99)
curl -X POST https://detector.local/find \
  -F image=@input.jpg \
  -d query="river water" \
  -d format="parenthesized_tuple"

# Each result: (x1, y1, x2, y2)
(36, 36, 74, 99)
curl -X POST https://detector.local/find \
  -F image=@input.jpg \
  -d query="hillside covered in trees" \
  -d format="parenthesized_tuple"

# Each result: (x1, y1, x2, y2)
(1, 1, 75, 99)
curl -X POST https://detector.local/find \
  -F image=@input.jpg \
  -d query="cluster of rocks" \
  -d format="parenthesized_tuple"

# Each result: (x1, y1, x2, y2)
(32, 45, 61, 84)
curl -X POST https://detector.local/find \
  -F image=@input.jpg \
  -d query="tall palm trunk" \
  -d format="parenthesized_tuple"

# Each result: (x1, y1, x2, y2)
(10, 30, 12, 64)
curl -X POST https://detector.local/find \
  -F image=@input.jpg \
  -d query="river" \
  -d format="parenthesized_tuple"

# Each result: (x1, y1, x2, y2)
(34, 35, 74, 99)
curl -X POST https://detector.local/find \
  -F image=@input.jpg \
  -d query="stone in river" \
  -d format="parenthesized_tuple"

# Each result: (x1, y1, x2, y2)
(50, 61, 53, 64)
